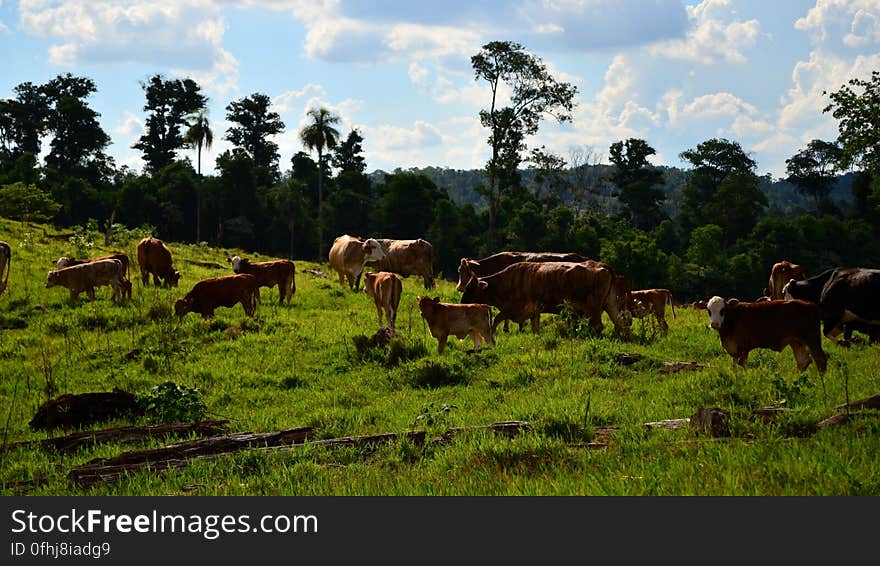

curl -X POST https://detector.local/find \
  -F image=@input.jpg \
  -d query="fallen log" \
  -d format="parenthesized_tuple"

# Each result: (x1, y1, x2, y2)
(644, 418, 691, 430)
(429, 421, 531, 444)
(833, 393, 880, 412)
(817, 411, 880, 429)
(67, 428, 420, 487)
(29, 388, 143, 431)
(660, 361, 705, 374)
(3, 420, 229, 454)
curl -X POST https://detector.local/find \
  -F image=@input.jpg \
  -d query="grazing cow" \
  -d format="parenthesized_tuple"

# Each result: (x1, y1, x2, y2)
(768, 260, 806, 300)
(366, 238, 436, 289)
(174, 274, 260, 319)
(136, 237, 181, 287)
(229, 256, 296, 304)
(843, 320, 880, 344)
(54, 253, 133, 299)
(328, 235, 386, 291)
(785, 267, 880, 343)
(704, 296, 827, 374)
(455, 251, 590, 292)
(460, 261, 631, 337)
(417, 296, 495, 354)
(629, 289, 676, 333)
(0, 240, 10, 297)
(363, 271, 402, 329)
(46, 259, 126, 302)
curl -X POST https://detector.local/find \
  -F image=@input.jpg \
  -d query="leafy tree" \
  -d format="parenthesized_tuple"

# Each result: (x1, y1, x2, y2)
(133, 75, 207, 173)
(785, 139, 842, 214)
(471, 40, 577, 251)
(0, 82, 48, 184)
(326, 171, 374, 240)
(823, 70, 880, 175)
(214, 148, 260, 248)
(225, 93, 284, 183)
(183, 109, 213, 242)
(528, 146, 569, 207)
(679, 138, 766, 247)
(332, 128, 367, 174)
(299, 107, 341, 259)
(609, 138, 666, 230)
(41, 74, 110, 174)
(375, 173, 444, 239)
(0, 182, 61, 221)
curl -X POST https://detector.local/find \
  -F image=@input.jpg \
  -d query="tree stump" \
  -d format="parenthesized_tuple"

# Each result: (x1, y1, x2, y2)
(690, 407, 730, 437)
(29, 388, 144, 431)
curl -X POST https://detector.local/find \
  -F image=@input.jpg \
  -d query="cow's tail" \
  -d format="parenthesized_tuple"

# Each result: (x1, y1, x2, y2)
(485, 305, 496, 345)
(668, 291, 676, 320)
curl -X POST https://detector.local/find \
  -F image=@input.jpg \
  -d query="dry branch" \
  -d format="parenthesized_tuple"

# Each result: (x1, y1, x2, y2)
(644, 418, 691, 430)
(660, 361, 705, 374)
(4, 420, 229, 454)
(833, 393, 880, 412)
(429, 420, 531, 444)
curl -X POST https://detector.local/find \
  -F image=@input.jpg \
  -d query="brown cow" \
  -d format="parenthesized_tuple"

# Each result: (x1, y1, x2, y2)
(54, 253, 133, 299)
(363, 271, 402, 329)
(629, 289, 676, 333)
(366, 238, 435, 289)
(417, 296, 495, 354)
(456, 251, 590, 292)
(46, 259, 126, 302)
(0, 240, 10, 297)
(704, 296, 827, 374)
(229, 256, 296, 304)
(460, 261, 631, 337)
(174, 274, 260, 319)
(328, 235, 386, 291)
(768, 260, 805, 300)
(136, 237, 181, 287)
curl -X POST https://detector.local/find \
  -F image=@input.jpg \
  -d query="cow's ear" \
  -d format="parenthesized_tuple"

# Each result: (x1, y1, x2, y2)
(478, 280, 488, 290)
(226, 257, 232, 263)
(432, 296, 440, 303)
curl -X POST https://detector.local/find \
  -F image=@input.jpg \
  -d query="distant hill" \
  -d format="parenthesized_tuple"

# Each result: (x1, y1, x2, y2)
(369, 165, 857, 219)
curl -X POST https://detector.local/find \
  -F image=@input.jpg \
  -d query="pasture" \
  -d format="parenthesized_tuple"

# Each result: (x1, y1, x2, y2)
(1, 217, 879, 496)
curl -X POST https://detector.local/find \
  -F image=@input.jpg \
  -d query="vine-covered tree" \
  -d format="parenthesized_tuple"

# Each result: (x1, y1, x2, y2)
(609, 138, 665, 230)
(133, 75, 206, 173)
(471, 40, 577, 251)
(331, 128, 367, 174)
(785, 139, 842, 214)
(679, 138, 766, 247)
(225, 93, 284, 183)
(299, 107, 340, 259)
(823, 70, 880, 175)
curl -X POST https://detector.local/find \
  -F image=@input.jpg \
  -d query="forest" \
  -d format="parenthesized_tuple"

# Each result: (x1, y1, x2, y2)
(2, 43, 879, 302)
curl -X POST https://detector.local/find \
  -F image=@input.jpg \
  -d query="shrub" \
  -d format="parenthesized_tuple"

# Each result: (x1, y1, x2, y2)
(138, 381, 208, 423)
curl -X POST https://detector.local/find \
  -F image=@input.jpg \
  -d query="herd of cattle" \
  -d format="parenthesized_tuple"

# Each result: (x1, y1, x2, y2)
(0, 234, 878, 374)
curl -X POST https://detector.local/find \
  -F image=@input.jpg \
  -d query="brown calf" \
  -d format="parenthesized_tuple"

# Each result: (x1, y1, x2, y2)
(630, 289, 676, 333)
(364, 271, 402, 329)
(46, 259, 126, 302)
(704, 296, 827, 374)
(229, 256, 296, 304)
(174, 274, 260, 319)
(417, 296, 495, 354)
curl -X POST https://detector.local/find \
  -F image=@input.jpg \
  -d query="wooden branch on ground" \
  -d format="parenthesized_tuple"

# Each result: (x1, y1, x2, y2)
(817, 411, 880, 429)
(660, 361, 705, 374)
(644, 418, 691, 430)
(429, 420, 531, 444)
(834, 393, 880, 412)
(3, 420, 230, 454)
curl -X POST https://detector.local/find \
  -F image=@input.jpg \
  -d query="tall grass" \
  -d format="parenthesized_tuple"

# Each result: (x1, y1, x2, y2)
(1, 216, 879, 495)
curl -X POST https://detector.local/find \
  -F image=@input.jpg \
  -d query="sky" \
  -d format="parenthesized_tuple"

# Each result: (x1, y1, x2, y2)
(1, 0, 878, 180)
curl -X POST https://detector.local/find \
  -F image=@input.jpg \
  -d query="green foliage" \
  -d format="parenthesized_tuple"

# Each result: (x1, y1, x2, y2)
(823, 70, 880, 174)
(411, 401, 458, 429)
(770, 374, 813, 405)
(68, 225, 96, 257)
(138, 381, 208, 424)
(0, 182, 61, 221)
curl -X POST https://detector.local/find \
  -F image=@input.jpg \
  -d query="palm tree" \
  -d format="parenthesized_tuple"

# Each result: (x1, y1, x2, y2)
(184, 109, 213, 243)
(299, 107, 340, 259)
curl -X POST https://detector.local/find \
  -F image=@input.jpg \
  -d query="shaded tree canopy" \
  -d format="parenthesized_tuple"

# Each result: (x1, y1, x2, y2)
(225, 93, 284, 181)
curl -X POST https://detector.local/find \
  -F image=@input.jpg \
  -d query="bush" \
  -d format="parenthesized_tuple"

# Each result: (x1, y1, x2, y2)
(138, 381, 208, 423)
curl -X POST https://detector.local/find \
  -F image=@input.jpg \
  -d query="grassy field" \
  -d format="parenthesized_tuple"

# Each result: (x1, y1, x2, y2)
(1, 216, 878, 496)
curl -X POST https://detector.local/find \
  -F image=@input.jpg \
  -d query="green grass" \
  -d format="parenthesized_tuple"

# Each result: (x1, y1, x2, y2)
(1, 216, 879, 496)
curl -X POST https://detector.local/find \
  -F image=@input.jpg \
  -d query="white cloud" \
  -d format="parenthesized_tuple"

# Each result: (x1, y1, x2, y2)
(682, 92, 759, 119)
(649, 0, 761, 63)
(364, 120, 443, 151)
(795, 0, 880, 46)
(408, 62, 428, 86)
(19, 0, 239, 96)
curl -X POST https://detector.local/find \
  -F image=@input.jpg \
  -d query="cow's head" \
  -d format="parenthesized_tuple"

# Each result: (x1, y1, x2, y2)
(363, 272, 377, 297)
(173, 297, 192, 317)
(417, 296, 441, 318)
(45, 270, 60, 289)
(460, 277, 488, 305)
(168, 269, 181, 287)
(455, 258, 476, 292)
(782, 279, 798, 300)
(228, 255, 244, 272)
(362, 239, 385, 262)
(706, 296, 739, 330)
(54, 257, 72, 269)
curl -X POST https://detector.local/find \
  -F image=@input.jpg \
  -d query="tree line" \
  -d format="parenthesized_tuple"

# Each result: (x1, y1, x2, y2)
(1, 43, 879, 301)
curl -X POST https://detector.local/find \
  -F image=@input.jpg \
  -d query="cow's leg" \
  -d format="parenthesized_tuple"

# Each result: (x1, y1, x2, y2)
(790, 342, 812, 372)
(375, 303, 384, 326)
(437, 333, 448, 354)
(530, 313, 541, 333)
(822, 311, 847, 342)
(153, 273, 161, 287)
(86, 286, 96, 301)
(386, 306, 396, 329)
(140, 268, 149, 286)
(491, 313, 507, 335)
(471, 331, 483, 350)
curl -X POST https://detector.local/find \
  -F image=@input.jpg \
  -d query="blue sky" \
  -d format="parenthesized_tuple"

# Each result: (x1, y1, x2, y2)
(1, 0, 878, 179)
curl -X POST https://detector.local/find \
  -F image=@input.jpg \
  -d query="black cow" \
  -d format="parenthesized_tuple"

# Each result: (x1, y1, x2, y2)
(784, 267, 880, 342)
